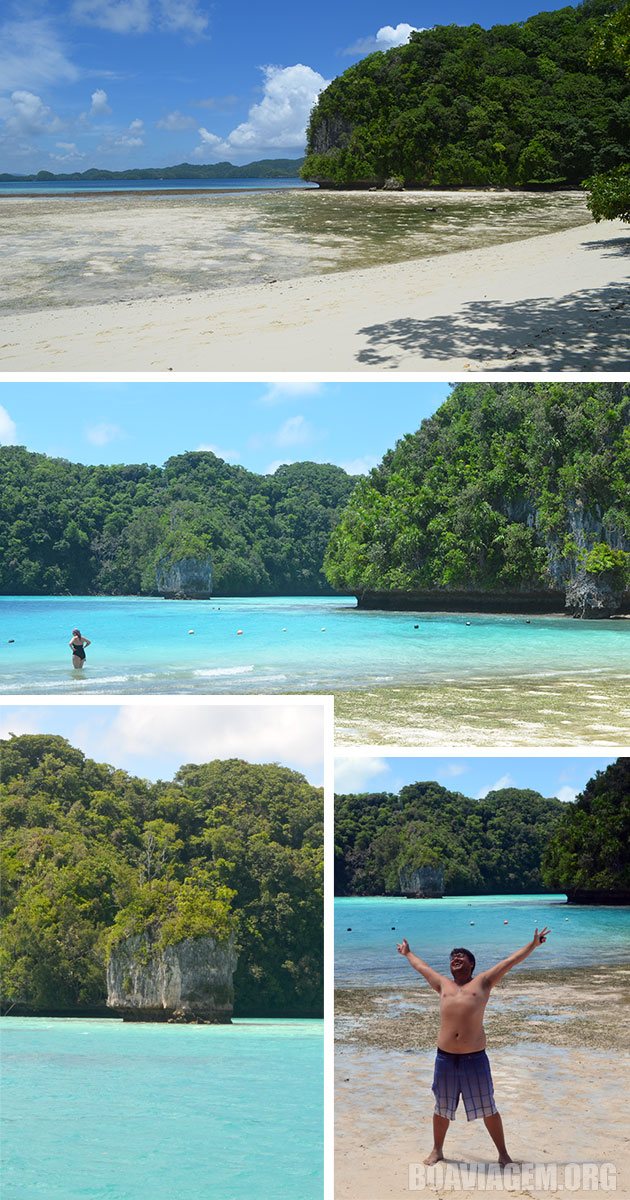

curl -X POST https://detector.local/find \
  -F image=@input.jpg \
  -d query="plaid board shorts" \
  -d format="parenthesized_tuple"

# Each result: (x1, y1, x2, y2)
(432, 1048, 498, 1121)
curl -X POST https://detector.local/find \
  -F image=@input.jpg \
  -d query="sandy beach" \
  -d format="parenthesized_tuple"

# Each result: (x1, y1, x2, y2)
(336, 965, 630, 1199)
(1, 212, 627, 371)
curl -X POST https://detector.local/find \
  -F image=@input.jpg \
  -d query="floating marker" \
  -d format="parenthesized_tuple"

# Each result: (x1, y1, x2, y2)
(237, 630, 244, 636)
(188, 629, 195, 635)
(504, 920, 509, 925)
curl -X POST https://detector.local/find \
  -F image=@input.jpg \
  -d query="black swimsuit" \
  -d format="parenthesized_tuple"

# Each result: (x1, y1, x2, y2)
(71, 642, 86, 660)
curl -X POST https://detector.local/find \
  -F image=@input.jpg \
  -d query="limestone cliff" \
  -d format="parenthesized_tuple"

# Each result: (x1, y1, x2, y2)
(398, 864, 444, 898)
(155, 555, 212, 599)
(107, 931, 237, 1023)
(358, 500, 629, 617)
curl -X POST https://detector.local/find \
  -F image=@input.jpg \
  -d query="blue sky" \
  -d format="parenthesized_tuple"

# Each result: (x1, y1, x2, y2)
(335, 756, 617, 803)
(0, 702, 326, 784)
(1, 0, 572, 173)
(0, 380, 449, 474)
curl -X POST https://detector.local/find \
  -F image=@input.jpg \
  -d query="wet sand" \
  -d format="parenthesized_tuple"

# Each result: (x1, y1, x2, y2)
(336, 966, 630, 1199)
(1, 191, 627, 371)
(335, 672, 630, 747)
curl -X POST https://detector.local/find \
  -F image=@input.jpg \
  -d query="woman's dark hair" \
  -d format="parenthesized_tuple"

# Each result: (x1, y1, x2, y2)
(450, 947, 476, 970)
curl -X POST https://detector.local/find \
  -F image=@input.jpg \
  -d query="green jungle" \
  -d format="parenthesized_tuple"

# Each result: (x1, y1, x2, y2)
(303, 0, 629, 189)
(335, 758, 629, 901)
(1, 382, 628, 605)
(0, 736, 323, 1017)
(0, 453, 356, 596)
(323, 381, 629, 601)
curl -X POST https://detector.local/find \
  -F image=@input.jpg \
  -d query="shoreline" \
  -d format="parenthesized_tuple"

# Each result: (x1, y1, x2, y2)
(1, 218, 627, 371)
(335, 964, 630, 1053)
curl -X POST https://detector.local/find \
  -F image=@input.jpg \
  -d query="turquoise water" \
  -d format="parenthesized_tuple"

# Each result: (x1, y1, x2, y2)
(1, 1017, 323, 1200)
(335, 895, 630, 987)
(0, 178, 315, 195)
(0, 595, 628, 695)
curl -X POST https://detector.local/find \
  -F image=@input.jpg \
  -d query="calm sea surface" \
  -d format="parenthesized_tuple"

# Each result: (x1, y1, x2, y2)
(335, 895, 630, 988)
(0, 177, 314, 195)
(1, 1017, 323, 1200)
(0, 595, 628, 695)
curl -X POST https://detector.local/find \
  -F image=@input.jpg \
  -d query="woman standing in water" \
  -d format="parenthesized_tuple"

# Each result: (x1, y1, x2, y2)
(69, 629, 91, 669)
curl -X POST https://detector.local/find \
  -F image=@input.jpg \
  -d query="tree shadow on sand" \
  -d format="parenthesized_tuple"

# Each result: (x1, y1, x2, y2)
(356, 280, 630, 369)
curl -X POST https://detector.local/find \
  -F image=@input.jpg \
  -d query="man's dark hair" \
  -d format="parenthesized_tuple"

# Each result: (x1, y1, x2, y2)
(450, 947, 476, 971)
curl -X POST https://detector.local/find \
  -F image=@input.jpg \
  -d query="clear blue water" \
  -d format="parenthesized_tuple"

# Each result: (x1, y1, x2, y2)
(0, 178, 315, 196)
(0, 1017, 323, 1200)
(0, 595, 628, 695)
(335, 895, 630, 987)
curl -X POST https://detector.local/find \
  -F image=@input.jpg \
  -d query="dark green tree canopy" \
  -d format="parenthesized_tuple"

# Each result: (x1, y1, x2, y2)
(542, 758, 629, 898)
(0, 735, 323, 1017)
(324, 381, 629, 599)
(0, 448, 357, 596)
(303, 1, 629, 187)
(335, 781, 565, 895)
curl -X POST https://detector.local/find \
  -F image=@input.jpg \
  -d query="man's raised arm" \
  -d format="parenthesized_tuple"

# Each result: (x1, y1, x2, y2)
(397, 938, 446, 992)
(480, 927, 551, 989)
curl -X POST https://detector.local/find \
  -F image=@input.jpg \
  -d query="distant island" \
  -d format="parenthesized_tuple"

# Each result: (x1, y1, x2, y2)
(335, 758, 629, 904)
(0, 158, 306, 184)
(303, 2, 627, 188)
(0, 451, 357, 597)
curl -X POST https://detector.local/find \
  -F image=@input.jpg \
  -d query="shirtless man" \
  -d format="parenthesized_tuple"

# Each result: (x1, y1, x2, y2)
(397, 928, 551, 1166)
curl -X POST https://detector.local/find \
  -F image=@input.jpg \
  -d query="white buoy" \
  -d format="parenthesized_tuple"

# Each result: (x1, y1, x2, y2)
(503, 920, 508, 925)
(188, 629, 195, 635)
(237, 630, 243, 636)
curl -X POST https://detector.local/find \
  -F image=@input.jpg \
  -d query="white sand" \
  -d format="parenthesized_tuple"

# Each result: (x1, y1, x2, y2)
(336, 1044, 630, 1199)
(1, 219, 627, 371)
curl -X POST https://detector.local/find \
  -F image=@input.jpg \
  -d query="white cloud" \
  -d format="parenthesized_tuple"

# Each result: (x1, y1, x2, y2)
(556, 785, 577, 804)
(3, 91, 63, 137)
(105, 704, 325, 771)
(196, 63, 330, 158)
(338, 456, 378, 475)
(442, 762, 468, 778)
(0, 406, 17, 444)
(0, 19, 79, 92)
(72, 0, 152, 34)
(90, 88, 111, 116)
(72, 0, 208, 36)
(335, 756, 390, 793)
(114, 119, 144, 147)
(158, 0, 208, 36)
(157, 110, 197, 131)
(345, 23, 422, 55)
(51, 141, 86, 162)
(476, 774, 514, 799)
(0, 713, 42, 740)
(259, 382, 323, 406)
(85, 422, 123, 445)
(275, 415, 314, 448)
(196, 442, 239, 462)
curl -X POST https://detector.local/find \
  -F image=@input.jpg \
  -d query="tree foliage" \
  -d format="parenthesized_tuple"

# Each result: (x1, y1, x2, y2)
(335, 782, 565, 895)
(0, 450, 357, 596)
(0, 736, 323, 1017)
(584, 163, 630, 222)
(324, 382, 630, 596)
(542, 758, 629, 894)
(303, 2, 629, 187)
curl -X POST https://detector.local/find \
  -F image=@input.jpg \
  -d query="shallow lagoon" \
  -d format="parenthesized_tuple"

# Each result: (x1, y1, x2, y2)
(1, 1017, 323, 1200)
(1, 595, 628, 743)
(1, 188, 590, 313)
